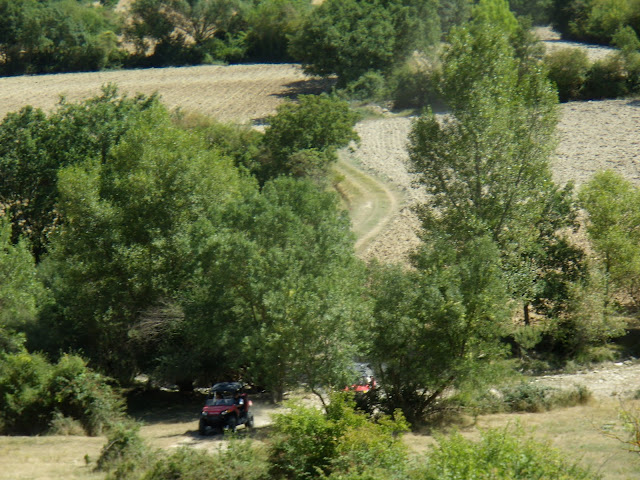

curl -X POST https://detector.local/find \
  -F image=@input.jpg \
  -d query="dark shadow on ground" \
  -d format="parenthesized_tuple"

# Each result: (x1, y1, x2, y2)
(126, 389, 205, 425)
(252, 77, 336, 127)
(615, 326, 640, 358)
(275, 77, 337, 100)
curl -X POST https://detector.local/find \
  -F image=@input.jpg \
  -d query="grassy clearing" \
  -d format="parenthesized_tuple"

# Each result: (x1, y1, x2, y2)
(0, 435, 105, 480)
(405, 399, 640, 480)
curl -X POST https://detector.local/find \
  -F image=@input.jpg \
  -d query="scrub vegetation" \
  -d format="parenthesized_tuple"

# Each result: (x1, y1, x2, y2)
(3, 0, 640, 479)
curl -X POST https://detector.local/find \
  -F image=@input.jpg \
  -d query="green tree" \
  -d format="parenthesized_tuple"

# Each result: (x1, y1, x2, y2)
(367, 237, 510, 425)
(409, 23, 556, 243)
(40, 103, 250, 380)
(438, 0, 472, 35)
(551, 0, 636, 44)
(0, 86, 158, 260)
(244, 0, 311, 61)
(126, 0, 248, 64)
(289, 0, 440, 87)
(579, 170, 640, 306)
(408, 18, 563, 320)
(509, 0, 553, 25)
(0, 216, 44, 334)
(0, 0, 123, 75)
(190, 178, 369, 402)
(473, 0, 519, 34)
(261, 94, 360, 182)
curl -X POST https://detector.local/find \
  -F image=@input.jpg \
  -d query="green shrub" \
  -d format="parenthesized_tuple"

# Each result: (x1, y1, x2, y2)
(613, 25, 640, 93)
(342, 71, 389, 102)
(141, 439, 269, 480)
(415, 426, 600, 479)
(96, 422, 150, 479)
(48, 412, 86, 436)
(269, 402, 340, 479)
(583, 55, 629, 99)
(49, 354, 125, 435)
(0, 351, 55, 435)
(544, 48, 590, 101)
(499, 382, 592, 413)
(472, 382, 593, 414)
(268, 392, 409, 480)
(502, 382, 554, 412)
(388, 63, 441, 110)
(0, 351, 125, 435)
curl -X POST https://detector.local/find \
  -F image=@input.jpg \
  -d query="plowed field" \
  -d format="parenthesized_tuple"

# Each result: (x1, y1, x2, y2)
(0, 63, 324, 124)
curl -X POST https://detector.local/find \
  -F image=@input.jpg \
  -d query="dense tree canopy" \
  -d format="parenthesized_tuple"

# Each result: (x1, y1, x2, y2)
(0, 0, 122, 75)
(0, 86, 158, 260)
(368, 237, 510, 423)
(289, 0, 440, 87)
(39, 103, 252, 379)
(186, 177, 368, 402)
(261, 94, 360, 182)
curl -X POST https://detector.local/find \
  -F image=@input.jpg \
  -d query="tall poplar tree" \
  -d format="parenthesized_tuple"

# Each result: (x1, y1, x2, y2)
(408, 5, 581, 321)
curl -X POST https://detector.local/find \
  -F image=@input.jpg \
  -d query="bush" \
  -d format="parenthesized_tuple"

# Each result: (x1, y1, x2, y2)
(544, 48, 590, 101)
(142, 439, 269, 480)
(471, 382, 592, 414)
(388, 62, 441, 110)
(0, 351, 55, 435)
(48, 354, 125, 435)
(0, 351, 125, 435)
(583, 55, 629, 99)
(96, 422, 150, 479)
(501, 382, 591, 412)
(342, 71, 389, 102)
(415, 426, 600, 479)
(268, 392, 409, 480)
(48, 412, 86, 436)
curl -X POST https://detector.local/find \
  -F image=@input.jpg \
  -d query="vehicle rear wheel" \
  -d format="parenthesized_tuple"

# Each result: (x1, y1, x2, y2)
(246, 413, 254, 429)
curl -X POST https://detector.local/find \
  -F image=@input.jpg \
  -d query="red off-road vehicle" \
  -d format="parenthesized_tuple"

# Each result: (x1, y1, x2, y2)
(199, 382, 254, 435)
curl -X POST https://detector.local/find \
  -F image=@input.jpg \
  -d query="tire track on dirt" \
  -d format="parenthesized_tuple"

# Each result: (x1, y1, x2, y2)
(334, 154, 401, 256)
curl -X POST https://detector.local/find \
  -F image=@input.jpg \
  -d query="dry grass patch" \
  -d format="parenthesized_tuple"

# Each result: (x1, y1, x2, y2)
(404, 399, 640, 480)
(0, 435, 105, 480)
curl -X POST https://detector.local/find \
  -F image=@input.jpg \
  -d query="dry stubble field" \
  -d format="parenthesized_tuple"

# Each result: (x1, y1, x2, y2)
(2, 52, 640, 478)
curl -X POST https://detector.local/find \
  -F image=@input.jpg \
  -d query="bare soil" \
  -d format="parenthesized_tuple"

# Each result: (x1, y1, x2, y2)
(0, 63, 327, 125)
